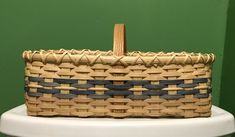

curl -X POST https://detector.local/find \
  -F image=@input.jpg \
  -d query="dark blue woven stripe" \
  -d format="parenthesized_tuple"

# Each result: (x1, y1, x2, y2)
(160, 79, 184, 85)
(143, 90, 168, 96)
(127, 80, 150, 85)
(26, 89, 210, 100)
(70, 90, 95, 95)
(178, 83, 198, 88)
(53, 78, 78, 84)
(177, 89, 199, 95)
(105, 84, 131, 90)
(161, 94, 184, 100)
(27, 92, 43, 97)
(27, 77, 209, 85)
(25, 77, 211, 100)
(143, 84, 166, 90)
(37, 88, 60, 94)
(88, 94, 110, 99)
(87, 80, 111, 85)
(194, 93, 209, 98)
(193, 78, 208, 84)
(28, 77, 43, 82)
(53, 93, 77, 99)
(71, 83, 94, 89)
(127, 95, 149, 100)
(105, 90, 133, 96)
(39, 82, 60, 87)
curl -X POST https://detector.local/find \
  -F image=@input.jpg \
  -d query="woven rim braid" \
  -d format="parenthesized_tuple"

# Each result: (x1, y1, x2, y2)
(23, 50, 215, 66)
(23, 24, 214, 118)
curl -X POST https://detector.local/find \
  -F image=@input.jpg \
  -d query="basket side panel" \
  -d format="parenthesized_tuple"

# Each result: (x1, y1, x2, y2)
(24, 61, 212, 118)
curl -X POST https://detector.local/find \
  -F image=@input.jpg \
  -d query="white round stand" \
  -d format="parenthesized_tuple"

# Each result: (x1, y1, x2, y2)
(0, 105, 234, 137)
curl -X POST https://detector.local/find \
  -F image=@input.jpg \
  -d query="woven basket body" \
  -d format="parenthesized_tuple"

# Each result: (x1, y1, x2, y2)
(23, 24, 215, 118)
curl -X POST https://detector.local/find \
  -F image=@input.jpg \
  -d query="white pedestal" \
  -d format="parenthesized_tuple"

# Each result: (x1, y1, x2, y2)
(0, 105, 234, 137)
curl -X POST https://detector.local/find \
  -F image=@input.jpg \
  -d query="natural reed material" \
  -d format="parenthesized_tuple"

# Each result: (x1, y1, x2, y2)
(23, 24, 215, 118)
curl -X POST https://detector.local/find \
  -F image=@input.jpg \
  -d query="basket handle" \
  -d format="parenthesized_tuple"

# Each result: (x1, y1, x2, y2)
(113, 24, 126, 56)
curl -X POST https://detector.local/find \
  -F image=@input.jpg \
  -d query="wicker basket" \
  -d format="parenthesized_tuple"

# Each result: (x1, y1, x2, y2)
(23, 24, 215, 118)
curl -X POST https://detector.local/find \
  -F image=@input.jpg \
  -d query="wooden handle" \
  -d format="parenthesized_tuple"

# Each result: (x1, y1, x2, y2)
(113, 24, 126, 56)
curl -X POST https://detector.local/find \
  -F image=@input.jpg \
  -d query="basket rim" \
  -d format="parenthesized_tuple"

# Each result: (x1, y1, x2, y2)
(22, 49, 215, 65)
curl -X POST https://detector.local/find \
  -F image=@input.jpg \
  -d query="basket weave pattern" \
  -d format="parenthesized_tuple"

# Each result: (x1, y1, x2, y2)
(23, 24, 215, 118)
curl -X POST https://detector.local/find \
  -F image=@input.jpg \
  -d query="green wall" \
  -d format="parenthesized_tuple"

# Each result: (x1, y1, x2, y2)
(0, 0, 230, 136)
(220, 0, 235, 114)
(220, 0, 235, 136)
